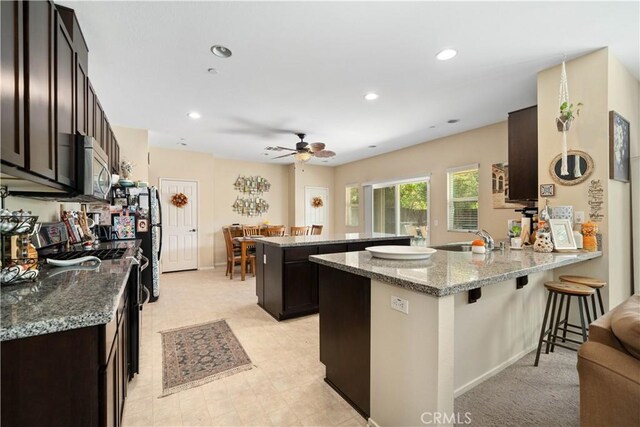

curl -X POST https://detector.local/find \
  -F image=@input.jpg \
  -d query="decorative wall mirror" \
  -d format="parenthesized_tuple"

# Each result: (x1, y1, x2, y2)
(549, 150, 594, 185)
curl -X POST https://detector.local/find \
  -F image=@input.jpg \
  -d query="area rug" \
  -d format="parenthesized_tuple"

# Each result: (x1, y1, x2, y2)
(160, 319, 252, 396)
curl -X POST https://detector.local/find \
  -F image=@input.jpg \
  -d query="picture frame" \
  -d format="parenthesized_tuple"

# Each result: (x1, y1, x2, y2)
(111, 213, 136, 240)
(539, 184, 555, 197)
(609, 111, 630, 182)
(113, 197, 128, 207)
(137, 218, 148, 232)
(549, 219, 577, 251)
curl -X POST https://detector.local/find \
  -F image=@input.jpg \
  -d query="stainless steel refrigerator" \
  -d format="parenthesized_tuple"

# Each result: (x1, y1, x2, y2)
(140, 187, 162, 302)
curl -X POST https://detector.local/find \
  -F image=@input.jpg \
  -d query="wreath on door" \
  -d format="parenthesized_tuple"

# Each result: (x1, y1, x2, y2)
(311, 196, 324, 208)
(171, 192, 188, 208)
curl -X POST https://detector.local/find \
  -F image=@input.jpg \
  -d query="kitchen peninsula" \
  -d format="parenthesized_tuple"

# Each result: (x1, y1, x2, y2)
(310, 247, 602, 426)
(254, 233, 411, 320)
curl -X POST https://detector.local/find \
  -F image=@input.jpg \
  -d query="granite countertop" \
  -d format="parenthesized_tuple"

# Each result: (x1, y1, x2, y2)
(0, 240, 140, 341)
(255, 233, 411, 247)
(310, 246, 602, 297)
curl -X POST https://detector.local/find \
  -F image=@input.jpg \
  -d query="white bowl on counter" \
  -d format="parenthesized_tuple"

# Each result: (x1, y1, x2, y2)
(366, 245, 437, 260)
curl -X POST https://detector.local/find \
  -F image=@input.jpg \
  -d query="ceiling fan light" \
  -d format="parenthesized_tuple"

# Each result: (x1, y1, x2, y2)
(295, 152, 313, 163)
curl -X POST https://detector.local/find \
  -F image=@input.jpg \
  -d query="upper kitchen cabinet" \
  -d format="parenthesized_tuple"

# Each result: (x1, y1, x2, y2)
(25, 0, 57, 180)
(1, 1, 25, 168)
(55, 11, 76, 187)
(508, 105, 538, 201)
(96, 100, 105, 149)
(76, 60, 88, 136)
(87, 80, 96, 138)
(55, 4, 89, 72)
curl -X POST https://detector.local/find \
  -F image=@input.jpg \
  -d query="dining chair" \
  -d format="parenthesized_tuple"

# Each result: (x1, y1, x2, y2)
(310, 224, 323, 235)
(290, 226, 309, 236)
(242, 225, 261, 237)
(223, 227, 253, 279)
(265, 226, 286, 237)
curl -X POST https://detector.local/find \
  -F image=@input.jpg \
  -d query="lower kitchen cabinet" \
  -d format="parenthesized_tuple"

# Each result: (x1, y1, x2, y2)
(256, 238, 410, 320)
(1, 282, 132, 427)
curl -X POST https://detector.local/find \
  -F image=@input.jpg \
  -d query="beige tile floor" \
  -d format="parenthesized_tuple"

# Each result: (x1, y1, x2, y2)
(122, 268, 366, 427)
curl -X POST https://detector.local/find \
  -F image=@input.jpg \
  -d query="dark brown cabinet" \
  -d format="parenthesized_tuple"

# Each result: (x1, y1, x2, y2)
(256, 238, 411, 320)
(508, 105, 538, 201)
(55, 13, 76, 187)
(96, 100, 104, 149)
(25, 0, 56, 180)
(1, 0, 25, 168)
(87, 80, 96, 138)
(319, 265, 371, 417)
(2, 277, 132, 427)
(111, 136, 120, 174)
(76, 60, 88, 135)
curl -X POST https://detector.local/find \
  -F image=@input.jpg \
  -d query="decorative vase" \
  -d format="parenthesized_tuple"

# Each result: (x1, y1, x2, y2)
(533, 233, 554, 253)
(582, 222, 598, 252)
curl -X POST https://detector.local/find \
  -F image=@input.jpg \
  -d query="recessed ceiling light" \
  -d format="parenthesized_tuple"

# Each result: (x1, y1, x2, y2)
(447, 119, 460, 124)
(429, 125, 436, 129)
(368, 145, 377, 148)
(187, 112, 201, 119)
(211, 45, 232, 58)
(322, 160, 329, 163)
(436, 48, 457, 61)
(364, 93, 379, 101)
(207, 68, 218, 74)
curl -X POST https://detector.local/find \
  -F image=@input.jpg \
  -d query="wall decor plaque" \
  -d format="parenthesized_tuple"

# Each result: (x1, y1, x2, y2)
(588, 179, 604, 222)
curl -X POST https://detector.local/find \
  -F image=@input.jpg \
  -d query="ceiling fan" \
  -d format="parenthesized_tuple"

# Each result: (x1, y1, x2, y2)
(270, 133, 336, 163)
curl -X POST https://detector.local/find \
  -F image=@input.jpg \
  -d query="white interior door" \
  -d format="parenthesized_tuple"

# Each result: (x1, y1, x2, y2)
(305, 187, 328, 229)
(160, 179, 198, 272)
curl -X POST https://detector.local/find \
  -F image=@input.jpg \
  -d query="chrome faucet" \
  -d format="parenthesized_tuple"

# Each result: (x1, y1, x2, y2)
(470, 229, 495, 250)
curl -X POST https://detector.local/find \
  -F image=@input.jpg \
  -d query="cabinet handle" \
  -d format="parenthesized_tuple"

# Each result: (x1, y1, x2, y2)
(188, 229, 197, 232)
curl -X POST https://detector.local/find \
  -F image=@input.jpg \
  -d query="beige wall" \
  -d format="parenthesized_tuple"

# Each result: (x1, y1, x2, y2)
(148, 147, 216, 268)
(212, 159, 290, 266)
(113, 126, 149, 183)
(538, 48, 639, 309)
(2, 197, 68, 222)
(292, 164, 335, 234)
(333, 122, 519, 245)
(607, 52, 639, 304)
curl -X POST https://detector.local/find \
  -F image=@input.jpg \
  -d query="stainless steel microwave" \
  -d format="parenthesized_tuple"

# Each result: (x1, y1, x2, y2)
(77, 136, 112, 202)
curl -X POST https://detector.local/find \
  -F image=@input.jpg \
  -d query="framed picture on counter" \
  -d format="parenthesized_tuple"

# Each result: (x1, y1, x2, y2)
(549, 219, 577, 250)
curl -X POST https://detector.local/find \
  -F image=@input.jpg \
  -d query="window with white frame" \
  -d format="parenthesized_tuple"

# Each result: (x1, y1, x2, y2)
(345, 185, 360, 227)
(447, 165, 479, 231)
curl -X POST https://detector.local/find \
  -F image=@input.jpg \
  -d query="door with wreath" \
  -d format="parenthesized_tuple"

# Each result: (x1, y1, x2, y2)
(304, 187, 328, 232)
(159, 178, 199, 272)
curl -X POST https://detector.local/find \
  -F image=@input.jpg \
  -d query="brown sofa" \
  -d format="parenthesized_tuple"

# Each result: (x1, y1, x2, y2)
(577, 294, 640, 427)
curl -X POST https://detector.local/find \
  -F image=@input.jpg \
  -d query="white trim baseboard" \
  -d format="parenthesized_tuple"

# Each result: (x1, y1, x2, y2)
(198, 266, 215, 271)
(453, 343, 538, 397)
(367, 417, 381, 427)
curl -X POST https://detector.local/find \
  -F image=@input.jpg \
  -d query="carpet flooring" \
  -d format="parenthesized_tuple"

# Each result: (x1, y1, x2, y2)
(455, 347, 580, 427)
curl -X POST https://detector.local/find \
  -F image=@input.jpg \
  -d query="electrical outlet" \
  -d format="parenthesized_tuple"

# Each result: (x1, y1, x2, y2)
(574, 211, 585, 224)
(434, 219, 439, 227)
(391, 296, 409, 314)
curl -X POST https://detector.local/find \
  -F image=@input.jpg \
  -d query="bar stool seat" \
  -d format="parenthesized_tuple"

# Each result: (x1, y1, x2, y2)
(559, 275, 607, 319)
(535, 281, 595, 366)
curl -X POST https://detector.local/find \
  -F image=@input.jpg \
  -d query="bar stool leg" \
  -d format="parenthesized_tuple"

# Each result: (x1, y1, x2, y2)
(591, 294, 598, 319)
(551, 294, 565, 352)
(535, 291, 554, 367)
(578, 297, 588, 342)
(545, 292, 559, 354)
(596, 288, 605, 316)
(584, 298, 592, 325)
(562, 297, 571, 343)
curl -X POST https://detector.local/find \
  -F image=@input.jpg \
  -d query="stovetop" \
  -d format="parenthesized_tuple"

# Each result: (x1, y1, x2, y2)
(42, 248, 127, 261)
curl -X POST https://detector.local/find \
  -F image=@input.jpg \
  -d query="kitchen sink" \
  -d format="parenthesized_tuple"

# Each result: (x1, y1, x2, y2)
(431, 243, 473, 252)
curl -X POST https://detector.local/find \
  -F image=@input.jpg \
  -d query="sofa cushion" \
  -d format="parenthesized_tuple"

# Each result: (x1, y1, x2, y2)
(611, 294, 640, 359)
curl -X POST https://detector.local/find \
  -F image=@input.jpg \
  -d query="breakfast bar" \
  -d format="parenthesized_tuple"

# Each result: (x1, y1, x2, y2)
(310, 247, 602, 426)
(254, 233, 411, 320)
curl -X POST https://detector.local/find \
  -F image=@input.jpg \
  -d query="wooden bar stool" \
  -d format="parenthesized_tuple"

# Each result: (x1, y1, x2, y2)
(559, 275, 606, 319)
(534, 281, 594, 366)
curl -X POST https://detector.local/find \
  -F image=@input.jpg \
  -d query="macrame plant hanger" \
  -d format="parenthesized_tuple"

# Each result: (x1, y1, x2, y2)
(556, 58, 581, 177)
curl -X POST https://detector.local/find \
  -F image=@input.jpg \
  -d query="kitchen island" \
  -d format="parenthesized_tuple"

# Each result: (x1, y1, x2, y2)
(255, 233, 411, 320)
(0, 240, 141, 427)
(310, 247, 601, 426)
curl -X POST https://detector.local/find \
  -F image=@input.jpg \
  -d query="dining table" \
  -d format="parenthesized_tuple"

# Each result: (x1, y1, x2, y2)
(233, 236, 258, 281)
